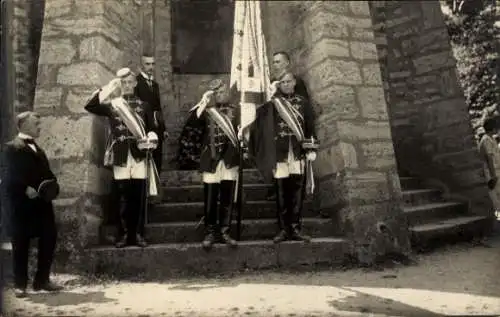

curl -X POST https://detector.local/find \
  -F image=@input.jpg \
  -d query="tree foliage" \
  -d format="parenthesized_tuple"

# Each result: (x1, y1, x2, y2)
(442, 0, 500, 130)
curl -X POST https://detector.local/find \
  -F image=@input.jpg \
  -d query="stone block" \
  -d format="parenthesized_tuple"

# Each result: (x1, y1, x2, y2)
(401, 29, 450, 56)
(420, 1, 446, 30)
(79, 36, 124, 66)
(307, 59, 362, 92)
(340, 142, 358, 169)
(450, 168, 487, 188)
(316, 117, 340, 145)
(46, 18, 121, 43)
(38, 115, 93, 159)
(33, 88, 64, 112)
(413, 51, 456, 75)
(422, 98, 468, 130)
(357, 87, 389, 120)
(54, 162, 112, 197)
(360, 142, 397, 169)
(45, 0, 73, 19)
(316, 145, 344, 176)
(306, 38, 350, 67)
(38, 38, 76, 65)
(362, 63, 383, 85)
(337, 120, 392, 142)
(350, 41, 378, 61)
(345, 171, 391, 203)
(349, 1, 371, 16)
(303, 11, 349, 45)
(65, 88, 97, 114)
(312, 85, 359, 119)
(57, 62, 114, 87)
(309, 1, 350, 15)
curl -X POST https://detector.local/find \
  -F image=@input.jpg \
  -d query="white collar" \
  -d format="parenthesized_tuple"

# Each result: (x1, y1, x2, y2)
(17, 132, 34, 140)
(141, 71, 153, 81)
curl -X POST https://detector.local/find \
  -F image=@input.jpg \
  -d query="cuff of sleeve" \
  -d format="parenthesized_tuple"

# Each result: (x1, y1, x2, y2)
(147, 131, 159, 141)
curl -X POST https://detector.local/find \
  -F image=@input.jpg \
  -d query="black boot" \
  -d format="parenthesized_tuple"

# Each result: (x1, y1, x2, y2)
(115, 180, 130, 248)
(219, 180, 237, 248)
(273, 178, 288, 244)
(202, 183, 219, 250)
(288, 174, 311, 243)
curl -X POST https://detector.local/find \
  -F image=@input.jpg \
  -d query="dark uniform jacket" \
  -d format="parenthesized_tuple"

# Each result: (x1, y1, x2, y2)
(0, 137, 58, 238)
(248, 92, 317, 181)
(84, 92, 157, 167)
(197, 103, 240, 174)
(134, 74, 166, 137)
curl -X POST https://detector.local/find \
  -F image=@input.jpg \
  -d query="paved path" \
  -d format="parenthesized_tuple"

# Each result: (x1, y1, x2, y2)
(4, 236, 500, 316)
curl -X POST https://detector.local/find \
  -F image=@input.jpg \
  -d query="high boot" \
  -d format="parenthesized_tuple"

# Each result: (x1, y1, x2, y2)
(273, 178, 288, 243)
(115, 180, 130, 248)
(288, 174, 311, 242)
(219, 180, 237, 248)
(202, 183, 219, 250)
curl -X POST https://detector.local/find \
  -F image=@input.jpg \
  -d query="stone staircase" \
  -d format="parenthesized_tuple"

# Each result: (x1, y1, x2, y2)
(84, 170, 491, 279)
(400, 176, 491, 249)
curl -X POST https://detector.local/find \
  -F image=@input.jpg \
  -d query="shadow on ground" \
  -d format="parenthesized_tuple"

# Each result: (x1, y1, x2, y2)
(330, 288, 442, 317)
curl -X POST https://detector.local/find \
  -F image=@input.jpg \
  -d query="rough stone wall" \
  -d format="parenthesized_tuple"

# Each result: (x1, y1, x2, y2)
(33, 0, 143, 265)
(372, 1, 493, 218)
(11, 0, 34, 113)
(262, 1, 411, 262)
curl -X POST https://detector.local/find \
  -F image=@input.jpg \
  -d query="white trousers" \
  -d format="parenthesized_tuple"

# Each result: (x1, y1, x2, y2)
(273, 142, 304, 179)
(113, 149, 147, 180)
(202, 160, 238, 184)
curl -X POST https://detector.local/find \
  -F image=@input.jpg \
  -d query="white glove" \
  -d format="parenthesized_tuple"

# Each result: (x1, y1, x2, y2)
(99, 78, 122, 103)
(25, 186, 38, 199)
(269, 81, 280, 96)
(202, 90, 215, 100)
(137, 134, 158, 150)
(306, 151, 317, 162)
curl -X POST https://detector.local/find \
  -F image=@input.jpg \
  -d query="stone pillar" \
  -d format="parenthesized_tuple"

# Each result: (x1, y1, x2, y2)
(154, 0, 175, 170)
(373, 0, 493, 219)
(264, 1, 411, 263)
(34, 0, 142, 266)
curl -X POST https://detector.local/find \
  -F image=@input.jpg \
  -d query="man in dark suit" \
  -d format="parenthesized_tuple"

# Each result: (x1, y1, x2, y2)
(134, 53, 167, 173)
(0, 111, 63, 297)
(85, 68, 159, 248)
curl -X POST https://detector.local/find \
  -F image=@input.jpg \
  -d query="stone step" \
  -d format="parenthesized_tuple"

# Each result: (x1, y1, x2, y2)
(401, 189, 442, 206)
(403, 201, 467, 225)
(399, 177, 424, 190)
(86, 237, 350, 280)
(161, 169, 264, 186)
(410, 215, 491, 247)
(101, 218, 333, 244)
(148, 200, 315, 223)
(161, 183, 273, 203)
(161, 185, 441, 205)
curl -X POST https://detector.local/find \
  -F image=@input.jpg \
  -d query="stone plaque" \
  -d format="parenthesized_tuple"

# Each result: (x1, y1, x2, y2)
(171, 0, 234, 74)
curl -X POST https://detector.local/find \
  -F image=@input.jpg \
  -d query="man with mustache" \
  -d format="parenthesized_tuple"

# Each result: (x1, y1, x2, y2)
(85, 68, 159, 248)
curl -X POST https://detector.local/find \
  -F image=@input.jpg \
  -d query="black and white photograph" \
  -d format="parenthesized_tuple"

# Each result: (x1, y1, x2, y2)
(0, 0, 499, 316)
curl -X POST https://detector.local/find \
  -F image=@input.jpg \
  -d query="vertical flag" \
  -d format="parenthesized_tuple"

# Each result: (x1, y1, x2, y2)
(229, 0, 271, 139)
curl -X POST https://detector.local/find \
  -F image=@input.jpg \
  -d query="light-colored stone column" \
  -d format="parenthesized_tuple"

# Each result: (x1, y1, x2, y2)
(34, 0, 142, 265)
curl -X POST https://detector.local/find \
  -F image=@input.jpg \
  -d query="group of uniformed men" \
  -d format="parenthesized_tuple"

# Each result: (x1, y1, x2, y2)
(0, 51, 319, 297)
(83, 51, 319, 251)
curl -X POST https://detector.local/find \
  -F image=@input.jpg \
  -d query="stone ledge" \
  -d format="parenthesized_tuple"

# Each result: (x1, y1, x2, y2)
(84, 238, 350, 280)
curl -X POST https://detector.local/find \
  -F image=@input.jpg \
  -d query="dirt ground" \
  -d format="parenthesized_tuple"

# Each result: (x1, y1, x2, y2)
(3, 233, 500, 317)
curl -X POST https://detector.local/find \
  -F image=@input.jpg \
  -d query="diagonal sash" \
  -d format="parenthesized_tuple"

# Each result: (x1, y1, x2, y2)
(271, 97, 305, 142)
(205, 107, 239, 148)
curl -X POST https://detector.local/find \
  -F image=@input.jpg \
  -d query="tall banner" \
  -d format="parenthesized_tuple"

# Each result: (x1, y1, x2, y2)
(229, 0, 271, 137)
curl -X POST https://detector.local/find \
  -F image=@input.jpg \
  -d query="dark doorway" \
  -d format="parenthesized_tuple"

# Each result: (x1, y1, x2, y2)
(171, 0, 234, 74)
